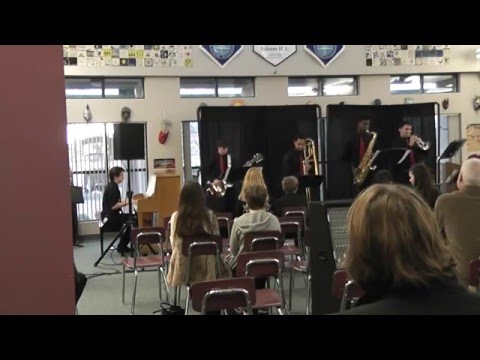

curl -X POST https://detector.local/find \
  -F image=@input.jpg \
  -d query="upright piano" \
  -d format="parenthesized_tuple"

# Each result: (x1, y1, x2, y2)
(133, 174, 181, 227)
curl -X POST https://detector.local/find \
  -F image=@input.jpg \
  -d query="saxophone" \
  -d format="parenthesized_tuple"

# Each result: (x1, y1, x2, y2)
(353, 131, 377, 185)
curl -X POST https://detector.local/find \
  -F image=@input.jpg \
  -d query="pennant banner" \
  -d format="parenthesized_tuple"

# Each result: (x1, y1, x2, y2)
(304, 45, 345, 68)
(200, 45, 243, 68)
(253, 45, 297, 66)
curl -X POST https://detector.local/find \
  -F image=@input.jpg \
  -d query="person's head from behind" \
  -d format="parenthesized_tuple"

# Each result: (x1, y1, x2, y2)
(282, 176, 299, 195)
(398, 121, 413, 138)
(217, 139, 229, 156)
(357, 119, 370, 134)
(345, 184, 455, 297)
(109, 166, 125, 184)
(244, 185, 268, 211)
(243, 167, 266, 188)
(176, 181, 212, 236)
(457, 158, 480, 190)
(409, 163, 434, 188)
(293, 135, 306, 151)
(371, 170, 393, 184)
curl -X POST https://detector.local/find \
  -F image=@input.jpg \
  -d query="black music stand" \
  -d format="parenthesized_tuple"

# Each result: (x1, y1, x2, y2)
(71, 186, 84, 247)
(370, 148, 411, 177)
(298, 175, 324, 202)
(94, 160, 137, 267)
(437, 139, 466, 186)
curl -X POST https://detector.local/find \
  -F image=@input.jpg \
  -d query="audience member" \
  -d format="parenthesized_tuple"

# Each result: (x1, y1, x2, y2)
(234, 167, 270, 217)
(226, 185, 281, 274)
(371, 170, 393, 185)
(271, 176, 306, 217)
(341, 184, 480, 314)
(167, 181, 231, 288)
(435, 158, 480, 285)
(409, 163, 440, 208)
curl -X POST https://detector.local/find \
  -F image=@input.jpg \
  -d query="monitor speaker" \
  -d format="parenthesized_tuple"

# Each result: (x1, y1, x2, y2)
(113, 123, 145, 160)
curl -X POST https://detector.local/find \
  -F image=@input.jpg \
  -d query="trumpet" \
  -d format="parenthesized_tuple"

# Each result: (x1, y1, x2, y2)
(413, 136, 430, 151)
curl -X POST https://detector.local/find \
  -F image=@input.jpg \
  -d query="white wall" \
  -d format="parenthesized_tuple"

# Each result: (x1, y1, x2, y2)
(66, 45, 480, 235)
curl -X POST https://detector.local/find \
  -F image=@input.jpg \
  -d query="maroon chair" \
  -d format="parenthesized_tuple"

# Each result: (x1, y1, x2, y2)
(469, 259, 480, 294)
(190, 277, 256, 315)
(181, 234, 224, 314)
(282, 206, 308, 229)
(121, 228, 168, 315)
(278, 216, 304, 258)
(332, 269, 364, 312)
(288, 228, 312, 314)
(216, 212, 233, 253)
(236, 250, 288, 315)
(243, 231, 282, 252)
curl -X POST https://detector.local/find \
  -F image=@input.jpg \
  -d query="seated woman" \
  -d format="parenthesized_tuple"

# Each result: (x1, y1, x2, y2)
(409, 163, 441, 208)
(341, 184, 480, 315)
(234, 167, 270, 217)
(167, 181, 231, 289)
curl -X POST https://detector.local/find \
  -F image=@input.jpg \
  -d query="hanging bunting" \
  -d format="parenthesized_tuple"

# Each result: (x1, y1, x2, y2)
(304, 45, 345, 68)
(199, 45, 243, 68)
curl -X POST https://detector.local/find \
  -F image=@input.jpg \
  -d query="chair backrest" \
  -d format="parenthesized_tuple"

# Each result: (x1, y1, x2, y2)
(278, 216, 304, 234)
(131, 226, 165, 245)
(469, 258, 480, 289)
(236, 250, 284, 278)
(303, 228, 312, 248)
(244, 231, 282, 252)
(216, 212, 232, 226)
(332, 269, 365, 311)
(181, 234, 223, 257)
(332, 269, 349, 300)
(191, 277, 256, 314)
(282, 206, 308, 227)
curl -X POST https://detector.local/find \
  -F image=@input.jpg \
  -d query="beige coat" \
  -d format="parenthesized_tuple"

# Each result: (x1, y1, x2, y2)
(166, 211, 231, 288)
(435, 186, 480, 284)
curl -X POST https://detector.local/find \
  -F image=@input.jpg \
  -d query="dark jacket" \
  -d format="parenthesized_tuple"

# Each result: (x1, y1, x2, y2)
(101, 181, 121, 219)
(283, 149, 304, 177)
(205, 153, 232, 182)
(391, 137, 428, 185)
(342, 132, 375, 169)
(340, 276, 480, 315)
(271, 193, 307, 217)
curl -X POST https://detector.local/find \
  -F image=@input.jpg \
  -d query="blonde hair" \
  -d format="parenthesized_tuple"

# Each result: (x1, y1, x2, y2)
(281, 176, 298, 194)
(345, 184, 456, 297)
(238, 167, 269, 203)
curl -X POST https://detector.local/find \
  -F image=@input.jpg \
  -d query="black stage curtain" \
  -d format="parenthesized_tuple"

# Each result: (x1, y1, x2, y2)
(198, 105, 320, 200)
(325, 103, 437, 200)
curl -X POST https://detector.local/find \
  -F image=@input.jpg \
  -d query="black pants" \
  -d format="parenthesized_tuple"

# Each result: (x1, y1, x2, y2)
(102, 213, 131, 250)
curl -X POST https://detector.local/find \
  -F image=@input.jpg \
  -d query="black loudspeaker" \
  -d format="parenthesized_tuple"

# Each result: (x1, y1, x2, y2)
(113, 123, 145, 160)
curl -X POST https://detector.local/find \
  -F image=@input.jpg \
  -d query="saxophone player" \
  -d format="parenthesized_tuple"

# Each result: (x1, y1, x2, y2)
(342, 118, 377, 192)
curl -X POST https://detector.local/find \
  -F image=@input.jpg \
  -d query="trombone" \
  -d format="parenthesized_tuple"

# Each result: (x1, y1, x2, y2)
(303, 138, 319, 203)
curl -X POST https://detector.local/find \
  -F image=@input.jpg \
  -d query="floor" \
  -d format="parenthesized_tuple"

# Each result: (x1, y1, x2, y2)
(74, 234, 309, 315)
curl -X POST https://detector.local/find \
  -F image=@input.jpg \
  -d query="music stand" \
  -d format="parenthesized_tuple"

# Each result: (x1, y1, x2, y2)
(94, 159, 137, 267)
(71, 186, 84, 247)
(437, 139, 466, 187)
(298, 175, 324, 202)
(369, 147, 411, 177)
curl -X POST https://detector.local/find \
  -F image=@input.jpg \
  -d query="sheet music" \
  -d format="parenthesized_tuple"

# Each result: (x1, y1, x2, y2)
(397, 150, 411, 165)
(145, 175, 156, 197)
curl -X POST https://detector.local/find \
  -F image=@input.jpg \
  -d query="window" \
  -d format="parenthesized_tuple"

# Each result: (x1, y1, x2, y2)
(390, 74, 458, 95)
(181, 121, 201, 183)
(68, 123, 148, 222)
(288, 77, 357, 97)
(65, 77, 144, 99)
(180, 77, 255, 98)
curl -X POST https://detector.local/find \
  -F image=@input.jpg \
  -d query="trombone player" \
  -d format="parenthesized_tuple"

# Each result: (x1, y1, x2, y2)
(282, 134, 312, 177)
(391, 121, 430, 185)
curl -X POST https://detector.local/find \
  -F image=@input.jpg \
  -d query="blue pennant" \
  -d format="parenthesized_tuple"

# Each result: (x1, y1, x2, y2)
(304, 45, 345, 68)
(200, 45, 244, 68)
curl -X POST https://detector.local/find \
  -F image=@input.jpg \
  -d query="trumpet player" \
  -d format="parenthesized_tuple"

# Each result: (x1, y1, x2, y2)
(392, 121, 430, 185)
